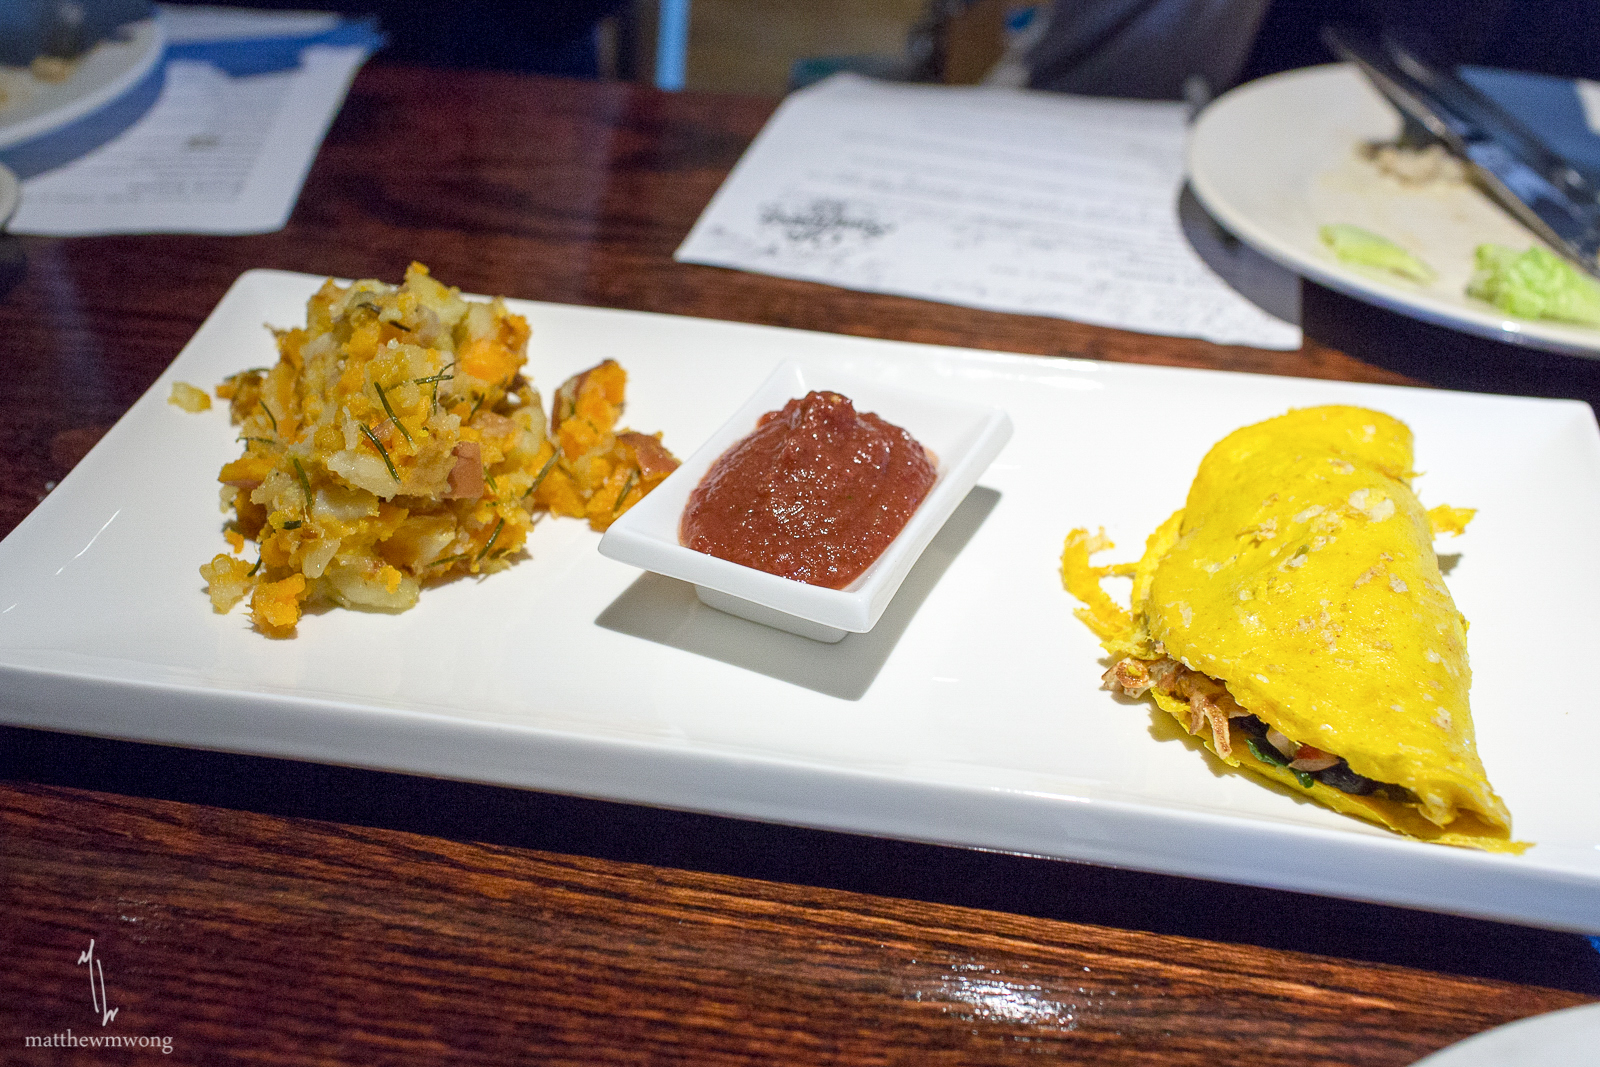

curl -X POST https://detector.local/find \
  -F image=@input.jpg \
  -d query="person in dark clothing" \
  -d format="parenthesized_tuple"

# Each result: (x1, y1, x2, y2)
(1023, 0, 1272, 100)
(1022, 0, 1600, 101)
(160, 0, 630, 78)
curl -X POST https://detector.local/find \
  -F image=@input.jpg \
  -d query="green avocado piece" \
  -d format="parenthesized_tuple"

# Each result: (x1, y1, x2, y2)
(1319, 224, 1436, 283)
(1466, 244, 1600, 326)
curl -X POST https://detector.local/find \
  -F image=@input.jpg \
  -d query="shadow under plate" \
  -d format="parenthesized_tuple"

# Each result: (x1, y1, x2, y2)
(595, 485, 1000, 700)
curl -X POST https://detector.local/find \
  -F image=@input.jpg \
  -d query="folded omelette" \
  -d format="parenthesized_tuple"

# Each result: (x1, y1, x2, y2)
(1062, 406, 1523, 852)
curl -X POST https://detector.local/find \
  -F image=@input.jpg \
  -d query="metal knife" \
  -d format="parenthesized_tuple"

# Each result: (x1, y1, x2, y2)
(1323, 24, 1600, 279)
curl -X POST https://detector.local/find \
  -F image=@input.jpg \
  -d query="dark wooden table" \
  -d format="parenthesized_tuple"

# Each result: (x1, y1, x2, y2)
(2, 67, 1597, 1065)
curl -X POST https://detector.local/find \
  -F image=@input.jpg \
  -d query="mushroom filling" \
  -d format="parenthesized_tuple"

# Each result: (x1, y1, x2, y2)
(1103, 656, 1416, 803)
(1225, 715, 1414, 802)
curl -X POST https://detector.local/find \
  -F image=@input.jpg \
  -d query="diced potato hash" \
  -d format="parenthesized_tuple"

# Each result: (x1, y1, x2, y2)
(202, 263, 678, 636)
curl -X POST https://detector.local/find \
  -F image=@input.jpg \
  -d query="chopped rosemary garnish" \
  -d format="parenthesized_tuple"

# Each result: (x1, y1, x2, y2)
(359, 423, 400, 482)
(474, 518, 505, 563)
(373, 381, 414, 445)
(247, 556, 262, 576)
(355, 301, 380, 314)
(427, 552, 469, 568)
(485, 474, 499, 494)
(280, 519, 303, 530)
(611, 469, 638, 514)
(412, 362, 454, 385)
(259, 400, 278, 433)
(292, 456, 314, 513)
(387, 319, 412, 332)
(238, 436, 277, 447)
(522, 451, 560, 499)
(468, 392, 486, 419)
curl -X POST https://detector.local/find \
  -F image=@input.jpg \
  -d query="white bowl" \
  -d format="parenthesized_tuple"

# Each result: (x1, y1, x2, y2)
(598, 360, 1013, 642)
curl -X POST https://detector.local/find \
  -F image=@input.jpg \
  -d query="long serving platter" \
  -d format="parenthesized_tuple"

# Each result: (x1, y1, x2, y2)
(2, 268, 1598, 932)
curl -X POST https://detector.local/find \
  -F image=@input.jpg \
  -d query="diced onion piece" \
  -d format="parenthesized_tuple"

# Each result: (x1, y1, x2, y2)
(169, 381, 212, 412)
(1266, 728, 1298, 758)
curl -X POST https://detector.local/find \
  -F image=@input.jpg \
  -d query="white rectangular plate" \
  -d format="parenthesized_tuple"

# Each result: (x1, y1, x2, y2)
(3, 269, 1599, 933)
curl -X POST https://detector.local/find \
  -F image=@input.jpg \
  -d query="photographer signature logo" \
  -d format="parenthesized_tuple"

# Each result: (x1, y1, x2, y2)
(77, 939, 119, 1026)
(21, 938, 173, 1054)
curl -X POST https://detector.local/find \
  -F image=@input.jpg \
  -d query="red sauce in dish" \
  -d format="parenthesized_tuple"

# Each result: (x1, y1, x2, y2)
(680, 391, 937, 589)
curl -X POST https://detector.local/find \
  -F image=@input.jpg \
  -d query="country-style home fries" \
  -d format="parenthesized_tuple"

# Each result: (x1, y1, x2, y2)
(199, 264, 677, 636)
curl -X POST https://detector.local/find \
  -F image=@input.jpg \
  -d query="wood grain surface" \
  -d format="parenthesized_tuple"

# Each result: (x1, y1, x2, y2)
(2, 66, 1598, 1065)
(0, 778, 1589, 1066)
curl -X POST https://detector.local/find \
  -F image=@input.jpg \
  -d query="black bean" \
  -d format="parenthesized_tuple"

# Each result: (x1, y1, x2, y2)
(1312, 759, 1380, 796)
(1377, 783, 1419, 804)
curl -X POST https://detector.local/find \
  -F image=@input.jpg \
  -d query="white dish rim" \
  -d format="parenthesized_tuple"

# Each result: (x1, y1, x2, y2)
(1408, 1003, 1600, 1067)
(0, 17, 165, 152)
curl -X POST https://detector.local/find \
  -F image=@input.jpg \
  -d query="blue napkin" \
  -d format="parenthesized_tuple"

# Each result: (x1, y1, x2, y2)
(1462, 65, 1600, 183)
(165, 17, 382, 78)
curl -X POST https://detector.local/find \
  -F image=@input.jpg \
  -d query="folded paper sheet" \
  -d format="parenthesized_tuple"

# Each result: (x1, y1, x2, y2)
(676, 74, 1300, 350)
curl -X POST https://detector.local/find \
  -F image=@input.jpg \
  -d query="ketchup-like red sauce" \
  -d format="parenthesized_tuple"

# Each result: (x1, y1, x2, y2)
(680, 391, 937, 589)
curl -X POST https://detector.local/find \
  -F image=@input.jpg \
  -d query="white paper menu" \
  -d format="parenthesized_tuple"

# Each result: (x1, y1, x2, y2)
(6, 7, 375, 236)
(676, 74, 1301, 350)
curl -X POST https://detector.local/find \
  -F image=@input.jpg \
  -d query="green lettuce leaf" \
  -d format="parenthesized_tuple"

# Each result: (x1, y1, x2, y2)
(1319, 224, 1436, 283)
(1466, 244, 1600, 326)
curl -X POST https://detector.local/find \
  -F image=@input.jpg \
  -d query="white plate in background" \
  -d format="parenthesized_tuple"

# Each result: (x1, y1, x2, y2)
(0, 17, 163, 151)
(1409, 1003, 1600, 1066)
(2, 269, 1599, 933)
(1189, 63, 1600, 358)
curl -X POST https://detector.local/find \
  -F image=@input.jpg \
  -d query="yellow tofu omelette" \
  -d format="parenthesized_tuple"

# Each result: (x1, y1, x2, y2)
(1062, 406, 1522, 852)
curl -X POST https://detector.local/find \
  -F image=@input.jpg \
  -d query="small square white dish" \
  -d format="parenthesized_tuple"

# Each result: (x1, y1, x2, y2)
(598, 361, 1013, 642)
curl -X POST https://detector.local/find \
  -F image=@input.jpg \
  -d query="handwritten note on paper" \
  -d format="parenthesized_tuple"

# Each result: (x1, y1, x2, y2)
(676, 75, 1301, 350)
